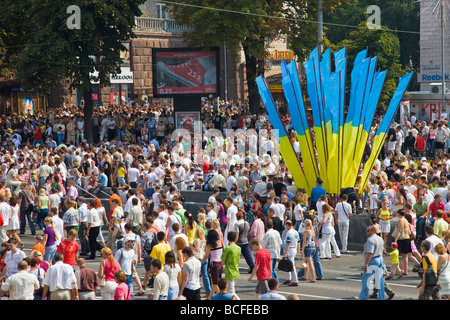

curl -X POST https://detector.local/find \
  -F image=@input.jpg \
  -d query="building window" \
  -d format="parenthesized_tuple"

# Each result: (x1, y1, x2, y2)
(156, 3, 167, 19)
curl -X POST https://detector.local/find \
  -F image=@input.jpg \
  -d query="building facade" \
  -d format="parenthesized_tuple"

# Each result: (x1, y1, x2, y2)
(47, 0, 247, 109)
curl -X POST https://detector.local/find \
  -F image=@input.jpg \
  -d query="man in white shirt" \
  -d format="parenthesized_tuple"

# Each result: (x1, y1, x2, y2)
(224, 197, 238, 243)
(206, 203, 217, 221)
(424, 226, 444, 260)
(0, 260, 39, 300)
(283, 220, 300, 286)
(335, 194, 353, 253)
(127, 165, 140, 189)
(184, 167, 196, 190)
(173, 162, 186, 190)
(261, 219, 282, 280)
(41, 252, 79, 300)
(86, 201, 102, 260)
(124, 189, 141, 222)
(226, 171, 238, 192)
(114, 235, 136, 296)
(77, 197, 90, 256)
(254, 176, 268, 197)
(49, 207, 64, 245)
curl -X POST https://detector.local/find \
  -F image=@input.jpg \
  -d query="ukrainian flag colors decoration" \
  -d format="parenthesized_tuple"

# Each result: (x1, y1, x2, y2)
(256, 46, 413, 195)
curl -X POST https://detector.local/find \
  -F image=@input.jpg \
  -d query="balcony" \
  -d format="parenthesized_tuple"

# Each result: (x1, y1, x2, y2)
(134, 17, 193, 34)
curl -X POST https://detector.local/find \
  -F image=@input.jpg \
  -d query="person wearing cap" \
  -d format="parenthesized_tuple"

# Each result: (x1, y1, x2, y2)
(114, 234, 136, 298)
(310, 178, 326, 212)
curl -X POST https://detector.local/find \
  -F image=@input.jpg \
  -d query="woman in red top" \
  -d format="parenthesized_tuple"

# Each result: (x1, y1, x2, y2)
(98, 247, 121, 300)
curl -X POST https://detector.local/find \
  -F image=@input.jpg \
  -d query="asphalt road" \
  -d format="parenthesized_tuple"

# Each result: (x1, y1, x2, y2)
(18, 230, 421, 301)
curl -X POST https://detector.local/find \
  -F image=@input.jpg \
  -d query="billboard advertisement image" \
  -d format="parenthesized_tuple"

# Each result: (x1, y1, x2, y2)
(153, 48, 219, 96)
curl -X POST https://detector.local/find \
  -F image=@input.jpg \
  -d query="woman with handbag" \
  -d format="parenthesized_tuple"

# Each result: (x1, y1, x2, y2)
(98, 247, 120, 300)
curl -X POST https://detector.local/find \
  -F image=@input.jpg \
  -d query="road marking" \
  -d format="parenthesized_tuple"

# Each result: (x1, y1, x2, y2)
(334, 277, 417, 288)
(277, 290, 344, 300)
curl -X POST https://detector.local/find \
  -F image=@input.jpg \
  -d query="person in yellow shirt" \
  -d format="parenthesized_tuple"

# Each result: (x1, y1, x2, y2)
(386, 242, 401, 279)
(150, 231, 172, 267)
(418, 240, 440, 300)
(117, 162, 126, 187)
(433, 210, 449, 240)
(376, 199, 392, 253)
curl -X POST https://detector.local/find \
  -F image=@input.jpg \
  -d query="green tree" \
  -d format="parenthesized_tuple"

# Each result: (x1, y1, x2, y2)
(0, 0, 144, 143)
(324, 0, 419, 71)
(327, 23, 405, 109)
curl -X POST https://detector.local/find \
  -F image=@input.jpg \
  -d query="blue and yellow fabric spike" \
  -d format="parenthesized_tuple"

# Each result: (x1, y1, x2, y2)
(256, 45, 413, 198)
(333, 48, 347, 194)
(280, 59, 318, 193)
(255, 75, 312, 193)
(359, 71, 414, 195)
(304, 47, 329, 190)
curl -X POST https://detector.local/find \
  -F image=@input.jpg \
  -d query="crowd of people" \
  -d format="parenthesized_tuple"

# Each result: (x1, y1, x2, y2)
(0, 99, 449, 300)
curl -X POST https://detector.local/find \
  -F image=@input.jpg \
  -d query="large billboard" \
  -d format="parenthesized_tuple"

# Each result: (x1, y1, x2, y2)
(153, 47, 219, 96)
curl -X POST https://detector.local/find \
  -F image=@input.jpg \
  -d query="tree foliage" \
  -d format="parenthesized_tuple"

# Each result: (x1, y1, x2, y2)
(324, 0, 419, 71)
(327, 23, 406, 109)
(0, 0, 145, 142)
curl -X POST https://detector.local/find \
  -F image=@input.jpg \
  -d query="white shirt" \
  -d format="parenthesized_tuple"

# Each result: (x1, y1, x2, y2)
(335, 201, 352, 223)
(227, 204, 238, 232)
(42, 261, 77, 291)
(78, 203, 89, 222)
(293, 204, 304, 221)
(285, 228, 300, 250)
(0, 201, 12, 226)
(1, 270, 39, 300)
(114, 247, 135, 275)
(4, 249, 27, 278)
(261, 228, 282, 259)
(169, 232, 189, 251)
(183, 256, 201, 290)
(425, 234, 443, 260)
(254, 181, 267, 197)
(87, 208, 101, 227)
(207, 210, 217, 221)
(226, 176, 237, 192)
(128, 167, 140, 183)
(52, 215, 64, 245)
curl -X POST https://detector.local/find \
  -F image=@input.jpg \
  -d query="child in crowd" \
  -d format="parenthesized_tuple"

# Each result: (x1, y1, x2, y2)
(386, 242, 402, 279)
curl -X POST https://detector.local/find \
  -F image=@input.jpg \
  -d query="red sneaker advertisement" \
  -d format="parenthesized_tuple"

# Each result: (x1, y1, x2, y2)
(153, 48, 218, 96)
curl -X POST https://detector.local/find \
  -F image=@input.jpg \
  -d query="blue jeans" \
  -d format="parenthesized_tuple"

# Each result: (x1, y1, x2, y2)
(359, 256, 385, 300)
(272, 258, 278, 279)
(37, 209, 48, 230)
(313, 250, 324, 280)
(126, 274, 134, 299)
(201, 259, 211, 295)
(57, 133, 65, 145)
(168, 285, 179, 300)
(300, 249, 323, 279)
(238, 243, 254, 271)
(44, 244, 57, 263)
(416, 217, 426, 240)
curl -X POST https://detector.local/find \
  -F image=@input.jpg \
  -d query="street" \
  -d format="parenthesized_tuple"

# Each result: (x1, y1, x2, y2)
(18, 231, 421, 301)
